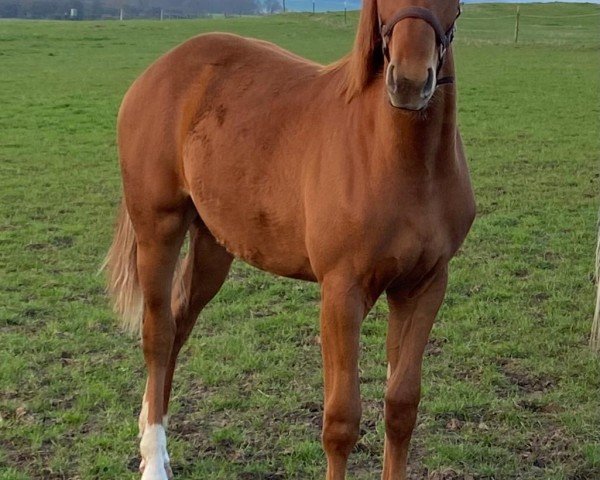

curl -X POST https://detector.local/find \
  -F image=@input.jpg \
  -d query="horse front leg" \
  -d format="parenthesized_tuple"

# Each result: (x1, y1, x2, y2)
(382, 268, 448, 480)
(320, 277, 369, 480)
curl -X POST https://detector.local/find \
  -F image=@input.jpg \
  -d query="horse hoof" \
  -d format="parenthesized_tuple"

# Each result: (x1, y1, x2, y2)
(140, 459, 171, 480)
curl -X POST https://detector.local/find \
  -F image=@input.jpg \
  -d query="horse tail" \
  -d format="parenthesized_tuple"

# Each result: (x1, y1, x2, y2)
(102, 200, 143, 336)
(591, 220, 600, 352)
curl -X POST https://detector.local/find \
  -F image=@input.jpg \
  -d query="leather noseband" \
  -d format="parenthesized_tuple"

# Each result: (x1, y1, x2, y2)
(379, 5, 460, 86)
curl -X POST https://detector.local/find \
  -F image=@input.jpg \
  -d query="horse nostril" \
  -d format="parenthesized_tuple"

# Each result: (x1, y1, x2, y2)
(421, 68, 435, 99)
(386, 64, 397, 93)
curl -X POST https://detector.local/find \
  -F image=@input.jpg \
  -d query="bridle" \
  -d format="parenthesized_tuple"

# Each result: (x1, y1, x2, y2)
(378, 4, 461, 86)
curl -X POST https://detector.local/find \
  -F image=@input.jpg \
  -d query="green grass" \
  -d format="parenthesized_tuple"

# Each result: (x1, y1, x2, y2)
(1, 3, 599, 479)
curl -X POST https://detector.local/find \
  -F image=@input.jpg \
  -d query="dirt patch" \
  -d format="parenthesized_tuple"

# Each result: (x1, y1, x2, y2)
(238, 473, 286, 480)
(2, 436, 76, 480)
(515, 397, 562, 414)
(300, 400, 323, 430)
(425, 337, 447, 357)
(499, 359, 555, 393)
(427, 469, 475, 480)
(519, 427, 581, 472)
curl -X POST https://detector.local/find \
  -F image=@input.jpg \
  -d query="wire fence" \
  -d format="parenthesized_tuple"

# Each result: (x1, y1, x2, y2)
(281, 0, 360, 13)
(286, 0, 600, 48)
(120, 2, 600, 47)
(456, 6, 600, 46)
(276, 2, 600, 46)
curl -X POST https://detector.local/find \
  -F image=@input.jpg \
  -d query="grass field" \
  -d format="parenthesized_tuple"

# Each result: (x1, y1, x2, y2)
(1, 3, 599, 479)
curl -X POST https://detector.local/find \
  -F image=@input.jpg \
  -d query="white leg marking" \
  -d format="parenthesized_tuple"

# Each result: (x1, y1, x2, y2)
(387, 362, 392, 380)
(140, 424, 172, 480)
(138, 386, 149, 474)
(139, 380, 149, 438)
(138, 396, 149, 438)
(138, 381, 171, 478)
(138, 405, 169, 474)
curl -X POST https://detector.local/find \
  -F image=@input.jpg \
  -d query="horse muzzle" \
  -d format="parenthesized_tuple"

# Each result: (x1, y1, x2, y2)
(385, 63, 435, 111)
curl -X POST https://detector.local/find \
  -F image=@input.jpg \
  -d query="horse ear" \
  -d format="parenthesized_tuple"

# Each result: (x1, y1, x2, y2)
(345, 0, 383, 101)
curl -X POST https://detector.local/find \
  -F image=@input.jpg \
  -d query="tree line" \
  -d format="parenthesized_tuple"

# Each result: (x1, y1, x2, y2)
(0, 0, 283, 19)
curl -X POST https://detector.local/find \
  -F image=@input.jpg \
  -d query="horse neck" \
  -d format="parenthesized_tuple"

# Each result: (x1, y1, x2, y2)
(367, 54, 458, 174)
(376, 84, 457, 172)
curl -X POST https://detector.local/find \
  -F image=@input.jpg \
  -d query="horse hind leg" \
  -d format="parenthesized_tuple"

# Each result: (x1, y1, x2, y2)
(133, 203, 193, 480)
(137, 219, 232, 476)
(162, 219, 233, 415)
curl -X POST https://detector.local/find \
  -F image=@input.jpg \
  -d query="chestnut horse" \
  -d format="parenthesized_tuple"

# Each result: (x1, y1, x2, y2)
(104, 0, 475, 478)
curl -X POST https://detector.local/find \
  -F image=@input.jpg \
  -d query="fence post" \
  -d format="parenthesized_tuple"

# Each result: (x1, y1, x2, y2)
(514, 6, 520, 44)
(283, 0, 286, 13)
(344, 1, 347, 24)
(119, 7, 124, 20)
(312, 0, 315, 14)
(160, 8, 163, 20)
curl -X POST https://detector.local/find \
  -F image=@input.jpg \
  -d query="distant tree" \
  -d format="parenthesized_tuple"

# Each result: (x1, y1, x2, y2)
(221, 0, 260, 15)
(263, 0, 281, 14)
(0, 0, 266, 19)
(104, 0, 127, 16)
(0, 0, 20, 17)
(182, 0, 209, 16)
(136, 0, 150, 13)
(29, 0, 79, 18)
(90, 0, 104, 18)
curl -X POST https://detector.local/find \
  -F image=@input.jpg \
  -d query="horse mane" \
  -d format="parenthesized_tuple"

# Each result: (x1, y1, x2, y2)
(324, 0, 384, 102)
